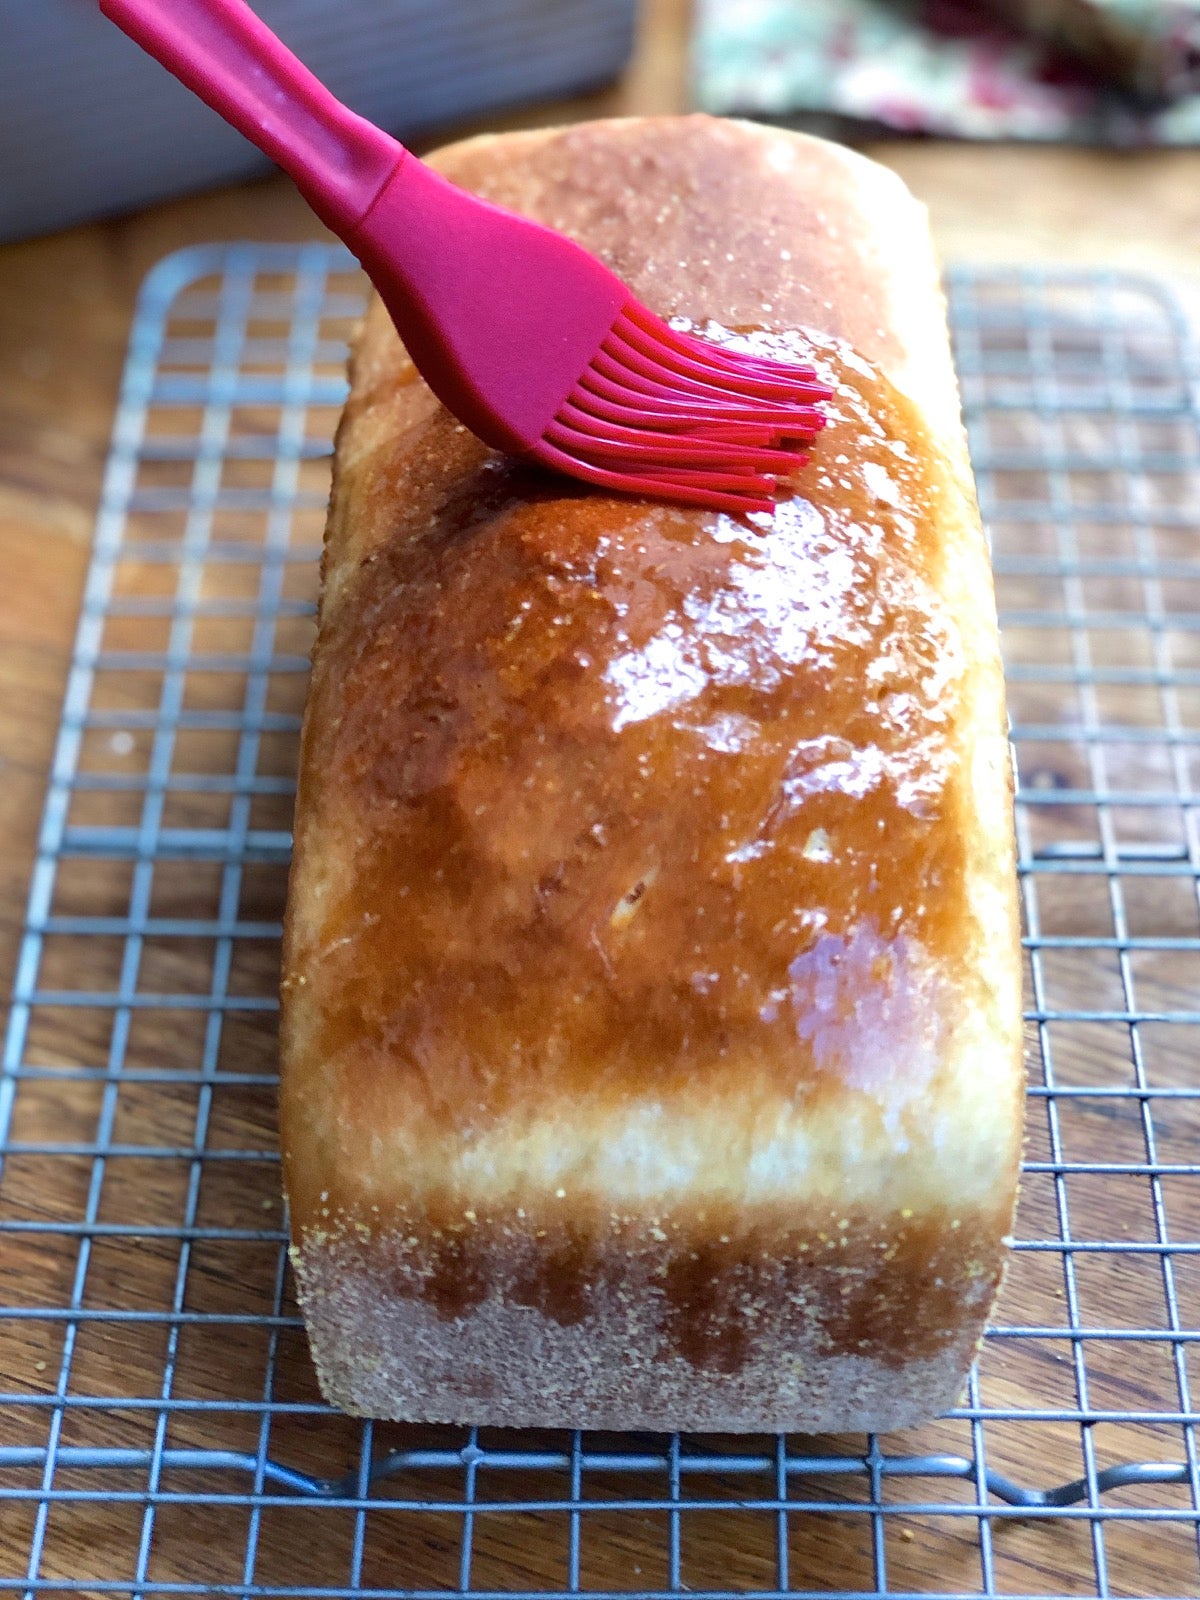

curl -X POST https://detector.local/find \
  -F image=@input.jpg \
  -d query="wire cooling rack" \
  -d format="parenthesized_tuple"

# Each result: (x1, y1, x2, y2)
(3, 246, 1200, 1599)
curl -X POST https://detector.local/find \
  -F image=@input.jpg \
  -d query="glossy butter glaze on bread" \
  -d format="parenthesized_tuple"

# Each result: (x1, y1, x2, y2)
(280, 116, 1023, 1431)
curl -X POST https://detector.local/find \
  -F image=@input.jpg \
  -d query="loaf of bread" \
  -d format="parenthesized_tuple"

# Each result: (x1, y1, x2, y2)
(280, 116, 1022, 1432)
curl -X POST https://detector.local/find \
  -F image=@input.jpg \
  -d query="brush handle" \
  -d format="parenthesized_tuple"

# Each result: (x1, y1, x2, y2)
(99, 0, 405, 233)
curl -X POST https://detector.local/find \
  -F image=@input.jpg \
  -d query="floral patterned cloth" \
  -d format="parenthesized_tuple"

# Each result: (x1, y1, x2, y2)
(693, 0, 1200, 144)
(983, 0, 1200, 98)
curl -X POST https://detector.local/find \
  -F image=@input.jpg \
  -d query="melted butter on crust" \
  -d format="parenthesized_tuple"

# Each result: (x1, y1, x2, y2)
(285, 326, 999, 1224)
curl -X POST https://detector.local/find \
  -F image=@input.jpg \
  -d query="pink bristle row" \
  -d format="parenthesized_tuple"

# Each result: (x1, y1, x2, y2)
(542, 300, 832, 513)
(536, 441, 783, 513)
(621, 305, 833, 393)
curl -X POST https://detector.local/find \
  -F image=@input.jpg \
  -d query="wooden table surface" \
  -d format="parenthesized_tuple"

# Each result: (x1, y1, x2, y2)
(4, 0, 1200, 1594)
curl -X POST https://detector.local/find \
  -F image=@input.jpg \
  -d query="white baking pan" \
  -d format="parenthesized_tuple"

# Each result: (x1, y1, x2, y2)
(0, 0, 636, 241)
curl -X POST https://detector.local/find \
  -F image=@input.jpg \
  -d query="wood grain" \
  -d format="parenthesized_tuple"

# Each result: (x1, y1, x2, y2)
(4, 0, 1200, 1594)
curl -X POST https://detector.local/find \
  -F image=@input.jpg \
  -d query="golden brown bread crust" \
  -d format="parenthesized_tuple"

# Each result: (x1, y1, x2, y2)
(280, 116, 1023, 1430)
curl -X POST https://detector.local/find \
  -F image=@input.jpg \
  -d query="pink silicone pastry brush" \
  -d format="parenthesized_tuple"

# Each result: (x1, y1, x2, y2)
(99, 0, 830, 513)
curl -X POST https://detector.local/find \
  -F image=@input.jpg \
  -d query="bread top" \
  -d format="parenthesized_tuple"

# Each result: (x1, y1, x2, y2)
(281, 117, 1021, 1238)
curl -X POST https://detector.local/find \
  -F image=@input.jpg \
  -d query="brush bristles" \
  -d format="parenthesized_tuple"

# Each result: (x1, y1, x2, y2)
(538, 302, 832, 513)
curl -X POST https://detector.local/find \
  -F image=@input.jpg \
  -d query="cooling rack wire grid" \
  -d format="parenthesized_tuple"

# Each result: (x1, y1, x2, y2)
(2, 245, 1200, 1600)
